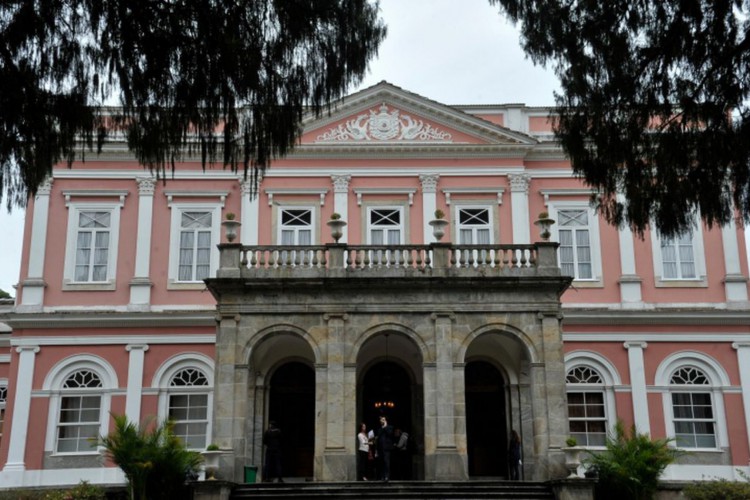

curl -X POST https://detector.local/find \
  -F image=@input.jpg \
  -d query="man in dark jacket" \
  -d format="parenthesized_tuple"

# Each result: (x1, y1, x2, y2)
(376, 415, 394, 482)
(263, 421, 283, 482)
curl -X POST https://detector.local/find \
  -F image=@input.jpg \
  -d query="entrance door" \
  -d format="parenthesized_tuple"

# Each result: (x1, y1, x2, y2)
(268, 362, 315, 478)
(465, 361, 507, 477)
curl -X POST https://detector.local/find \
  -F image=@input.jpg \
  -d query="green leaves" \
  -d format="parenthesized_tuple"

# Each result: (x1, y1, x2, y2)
(0, 1, 386, 210)
(491, 0, 750, 237)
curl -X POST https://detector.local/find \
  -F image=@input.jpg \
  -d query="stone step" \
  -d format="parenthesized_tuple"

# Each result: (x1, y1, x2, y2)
(230, 481, 555, 500)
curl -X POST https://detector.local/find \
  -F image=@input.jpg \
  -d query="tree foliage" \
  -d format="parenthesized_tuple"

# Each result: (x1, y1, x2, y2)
(491, 0, 750, 237)
(99, 414, 203, 500)
(0, 0, 386, 210)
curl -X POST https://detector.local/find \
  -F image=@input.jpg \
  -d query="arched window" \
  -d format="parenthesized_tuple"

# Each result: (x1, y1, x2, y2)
(566, 366, 607, 446)
(669, 366, 716, 448)
(56, 370, 103, 453)
(168, 368, 210, 449)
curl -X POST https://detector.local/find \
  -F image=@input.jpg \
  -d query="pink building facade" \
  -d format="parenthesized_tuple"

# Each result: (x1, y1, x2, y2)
(1, 82, 749, 487)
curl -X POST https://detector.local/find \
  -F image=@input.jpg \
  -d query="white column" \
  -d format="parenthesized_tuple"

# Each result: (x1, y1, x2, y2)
(624, 342, 650, 435)
(129, 177, 155, 309)
(617, 224, 643, 304)
(20, 179, 53, 310)
(420, 174, 439, 243)
(721, 219, 749, 302)
(508, 174, 531, 244)
(124, 344, 149, 424)
(4, 346, 40, 471)
(331, 175, 351, 244)
(733, 342, 750, 454)
(241, 177, 260, 246)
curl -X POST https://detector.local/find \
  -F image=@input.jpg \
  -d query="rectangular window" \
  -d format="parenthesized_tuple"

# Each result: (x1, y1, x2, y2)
(368, 208, 402, 245)
(169, 393, 209, 449)
(672, 392, 716, 448)
(567, 391, 607, 446)
(558, 209, 593, 280)
(178, 211, 213, 282)
(74, 211, 111, 282)
(457, 208, 492, 245)
(56, 395, 101, 453)
(280, 209, 313, 245)
(661, 234, 696, 279)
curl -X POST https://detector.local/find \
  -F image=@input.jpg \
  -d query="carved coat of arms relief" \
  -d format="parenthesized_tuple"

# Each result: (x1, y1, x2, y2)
(316, 104, 453, 143)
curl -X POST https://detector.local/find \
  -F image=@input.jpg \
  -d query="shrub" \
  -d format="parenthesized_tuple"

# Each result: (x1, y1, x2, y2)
(565, 436, 578, 447)
(434, 209, 445, 219)
(44, 481, 106, 500)
(683, 478, 750, 500)
(583, 421, 680, 500)
(99, 415, 203, 500)
(330, 212, 341, 220)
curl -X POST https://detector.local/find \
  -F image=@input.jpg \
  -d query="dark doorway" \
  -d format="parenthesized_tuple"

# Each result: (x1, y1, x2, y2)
(465, 361, 507, 477)
(268, 362, 315, 479)
(362, 360, 414, 479)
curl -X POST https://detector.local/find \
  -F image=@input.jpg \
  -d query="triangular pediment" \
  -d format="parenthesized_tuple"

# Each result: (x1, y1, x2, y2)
(300, 81, 538, 147)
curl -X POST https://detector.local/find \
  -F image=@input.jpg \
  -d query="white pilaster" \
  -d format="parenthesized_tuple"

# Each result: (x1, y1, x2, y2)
(124, 344, 149, 423)
(129, 177, 155, 309)
(624, 342, 650, 435)
(241, 178, 260, 246)
(508, 174, 531, 244)
(331, 175, 351, 244)
(4, 346, 40, 471)
(20, 179, 53, 309)
(732, 342, 750, 455)
(420, 174, 439, 243)
(618, 224, 643, 304)
(721, 219, 749, 302)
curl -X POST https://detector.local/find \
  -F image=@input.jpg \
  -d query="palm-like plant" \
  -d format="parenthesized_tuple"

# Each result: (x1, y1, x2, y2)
(584, 421, 680, 500)
(99, 414, 203, 500)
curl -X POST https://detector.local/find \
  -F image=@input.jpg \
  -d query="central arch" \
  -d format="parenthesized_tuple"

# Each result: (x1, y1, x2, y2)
(465, 360, 507, 477)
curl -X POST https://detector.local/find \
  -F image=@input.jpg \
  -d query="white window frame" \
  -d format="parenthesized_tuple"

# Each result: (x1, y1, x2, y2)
(63, 203, 122, 290)
(655, 352, 729, 451)
(549, 203, 602, 284)
(454, 205, 495, 245)
(43, 356, 117, 456)
(276, 206, 317, 246)
(153, 354, 214, 451)
(0, 379, 7, 447)
(168, 203, 222, 289)
(366, 206, 405, 245)
(650, 223, 707, 287)
(565, 352, 620, 448)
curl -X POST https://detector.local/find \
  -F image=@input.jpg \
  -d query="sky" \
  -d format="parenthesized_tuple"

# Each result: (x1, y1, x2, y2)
(0, 0, 561, 296)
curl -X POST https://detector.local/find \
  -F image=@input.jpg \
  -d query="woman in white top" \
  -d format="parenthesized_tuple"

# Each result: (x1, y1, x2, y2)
(357, 422, 370, 481)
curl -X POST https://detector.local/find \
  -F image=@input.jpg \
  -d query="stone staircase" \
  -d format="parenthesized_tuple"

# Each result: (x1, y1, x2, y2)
(230, 480, 555, 499)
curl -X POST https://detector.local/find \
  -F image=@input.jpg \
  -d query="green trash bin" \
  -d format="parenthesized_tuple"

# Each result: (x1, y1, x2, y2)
(244, 465, 258, 484)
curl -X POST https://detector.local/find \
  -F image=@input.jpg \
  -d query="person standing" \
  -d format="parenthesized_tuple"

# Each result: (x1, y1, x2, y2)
(508, 429, 522, 480)
(263, 421, 283, 483)
(357, 422, 370, 481)
(376, 415, 394, 482)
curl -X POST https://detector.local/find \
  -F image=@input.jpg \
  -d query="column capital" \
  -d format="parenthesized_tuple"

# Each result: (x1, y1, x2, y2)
(419, 173, 439, 193)
(126, 344, 150, 352)
(430, 312, 455, 322)
(323, 312, 348, 322)
(136, 176, 156, 195)
(15, 346, 40, 354)
(624, 341, 648, 350)
(37, 177, 54, 196)
(732, 342, 750, 350)
(331, 174, 351, 193)
(508, 173, 531, 193)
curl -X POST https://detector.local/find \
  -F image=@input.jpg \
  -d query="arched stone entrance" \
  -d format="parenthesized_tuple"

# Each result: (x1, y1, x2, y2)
(465, 361, 507, 477)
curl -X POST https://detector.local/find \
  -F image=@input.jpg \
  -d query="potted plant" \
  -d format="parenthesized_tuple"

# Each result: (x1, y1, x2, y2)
(201, 444, 224, 480)
(534, 211, 555, 241)
(222, 212, 241, 243)
(429, 209, 449, 241)
(327, 212, 347, 243)
(562, 436, 581, 478)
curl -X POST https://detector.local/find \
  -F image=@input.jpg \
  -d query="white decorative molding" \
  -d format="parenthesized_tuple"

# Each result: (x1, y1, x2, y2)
(508, 173, 531, 193)
(136, 176, 156, 195)
(264, 188, 329, 206)
(442, 187, 504, 205)
(419, 174, 439, 193)
(315, 103, 453, 142)
(624, 341, 651, 435)
(37, 177, 54, 196)
(164, 190, 228, 207)
(539, 188, 597, 206)
(62, 189, 128, 207)
(353, 188, 416, 206)
(12, 334, 216, 347)
(331, 175, 352, 193)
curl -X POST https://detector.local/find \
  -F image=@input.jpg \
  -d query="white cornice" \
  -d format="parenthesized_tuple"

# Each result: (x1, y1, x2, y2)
(564, 333, 750, 343)
(62, 189, 129, 207)
(442, 187, 505, 205)
(4, 311, 216, 329)
(12, 334, 215, 347)
(353, 187, 417, 206)
(563, 308, 750, 326)
(264, 188, 329, 206)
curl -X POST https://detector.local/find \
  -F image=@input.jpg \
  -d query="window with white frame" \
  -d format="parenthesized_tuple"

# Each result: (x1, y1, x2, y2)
(278, 208, 314, 245)
(56, 370, 103, 453)
(550, 205, 601, 281)
(669, 366, 716, 448)
(456, 207, 492, 244)
(566, 366, 607, 446)
(168, 368, 210, 449)
(169, 204, 221, 285)
(64, 204, 121, 287)
(0, 384, 7, 447)
(368, 207, 403, 245)
(661, 233, 696, 279)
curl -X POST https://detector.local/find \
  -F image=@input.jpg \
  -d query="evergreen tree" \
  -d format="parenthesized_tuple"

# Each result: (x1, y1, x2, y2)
(491, 0, 750, 237)
(0, 0, 386, 210)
